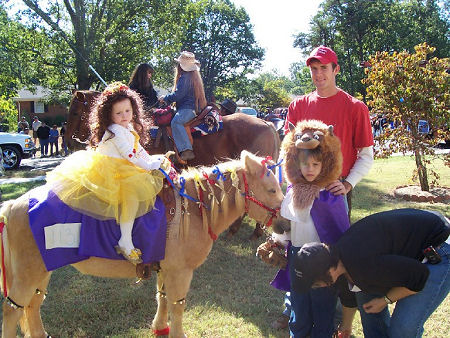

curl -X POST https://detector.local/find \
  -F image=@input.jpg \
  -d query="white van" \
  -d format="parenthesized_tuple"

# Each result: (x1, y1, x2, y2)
(237, 107, 258, 117)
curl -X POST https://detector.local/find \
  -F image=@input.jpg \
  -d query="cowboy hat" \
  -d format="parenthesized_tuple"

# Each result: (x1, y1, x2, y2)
(174, 51, 200, 72)
(219, 99, 237, 114)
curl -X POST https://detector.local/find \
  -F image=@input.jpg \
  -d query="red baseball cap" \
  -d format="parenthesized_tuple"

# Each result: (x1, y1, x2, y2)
(306, 46, 338, 66)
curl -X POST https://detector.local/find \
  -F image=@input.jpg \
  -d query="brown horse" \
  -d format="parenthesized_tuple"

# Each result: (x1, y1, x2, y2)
(65, 90, 281, 238)
(0, 151, 284, 338)
(65, 90, 281, 166)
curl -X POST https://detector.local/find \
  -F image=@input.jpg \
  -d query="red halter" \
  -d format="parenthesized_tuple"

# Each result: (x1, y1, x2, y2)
(241, 172, 280, 228)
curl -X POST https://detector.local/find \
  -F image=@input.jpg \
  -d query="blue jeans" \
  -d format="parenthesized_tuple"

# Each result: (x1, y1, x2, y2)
(356, 242, 450, 338)
(171, 108, 195, 153)
(39, 138, 49, 156)
(283, 292, 291, 317)
(288, 246, 337, 338)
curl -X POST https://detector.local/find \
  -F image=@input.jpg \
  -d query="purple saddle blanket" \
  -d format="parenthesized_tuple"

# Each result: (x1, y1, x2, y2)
(28, 186, 167, 271)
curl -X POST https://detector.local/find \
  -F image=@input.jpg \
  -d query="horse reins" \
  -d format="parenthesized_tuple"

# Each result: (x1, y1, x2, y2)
(241, 172, 280, 228)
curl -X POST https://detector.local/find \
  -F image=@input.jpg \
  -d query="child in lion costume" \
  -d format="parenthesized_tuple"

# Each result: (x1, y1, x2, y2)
(258, 119, 353, 337)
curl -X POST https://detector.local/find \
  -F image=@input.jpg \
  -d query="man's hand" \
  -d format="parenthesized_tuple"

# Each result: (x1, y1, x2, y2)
(362, 297, 388, 313)
(326, 180, 351, 195)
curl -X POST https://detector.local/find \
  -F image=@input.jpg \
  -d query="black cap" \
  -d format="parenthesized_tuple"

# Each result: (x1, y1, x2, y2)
(219, 99, 237, 113)
(291, 242, 332, 293)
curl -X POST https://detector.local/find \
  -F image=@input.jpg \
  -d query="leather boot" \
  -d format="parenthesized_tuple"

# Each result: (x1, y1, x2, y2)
(180, 149, 195, 161)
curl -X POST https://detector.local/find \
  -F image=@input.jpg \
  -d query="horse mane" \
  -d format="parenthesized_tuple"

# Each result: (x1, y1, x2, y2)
(178, 159, 245, 237)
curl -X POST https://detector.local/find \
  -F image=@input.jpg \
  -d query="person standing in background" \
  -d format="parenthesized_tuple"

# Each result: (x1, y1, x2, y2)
(218, 99, 237, 116)
(49, 124, 59, 156)
(36, 121, 50, 157)
(18, 117, 30, 134)
(32, 116, 42, 146)
(60, 122, 69, 156)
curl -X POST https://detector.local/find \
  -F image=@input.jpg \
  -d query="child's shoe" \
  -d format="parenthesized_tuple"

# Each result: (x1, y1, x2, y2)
(115, 246, 143, 265)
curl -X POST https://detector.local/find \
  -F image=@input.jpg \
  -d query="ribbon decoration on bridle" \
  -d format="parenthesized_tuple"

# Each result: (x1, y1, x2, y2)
(212, 166, 227, 182)
(241, 172, 280, 228)
(267, 158, 283, 184)
(260, 156, 273, 178)
(158, 168, 208, 209)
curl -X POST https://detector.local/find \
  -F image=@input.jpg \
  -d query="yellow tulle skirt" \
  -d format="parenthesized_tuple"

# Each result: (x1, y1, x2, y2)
(46, 150, 164, 224)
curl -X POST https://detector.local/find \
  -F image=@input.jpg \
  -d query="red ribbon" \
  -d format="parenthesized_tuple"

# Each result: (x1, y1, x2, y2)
(208, 226, 218, 241)
(260, 156, 273, 178)
(202, 172, 215, 186)
(153, 327, 170, 336)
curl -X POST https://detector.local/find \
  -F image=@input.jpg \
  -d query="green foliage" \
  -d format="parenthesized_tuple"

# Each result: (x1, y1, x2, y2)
(180, 0, 264, 99)
(289, 62, 314, 95)
(216, 71, 293, 109)
(11, 0, 265, 100)
(0, 96, 18, 131)
(0, 5, 61, 98)
(16, 0, 192, 90)
(293, 0, 450, 99)
(364, 42, 450, 191)
(254, 76, 291, 110)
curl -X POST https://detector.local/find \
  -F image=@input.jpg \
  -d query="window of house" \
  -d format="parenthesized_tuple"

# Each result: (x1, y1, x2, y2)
(35, 101, 45, 114)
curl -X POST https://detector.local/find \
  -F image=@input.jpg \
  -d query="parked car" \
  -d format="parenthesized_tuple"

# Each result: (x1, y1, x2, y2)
(237, 107, 258, 117)
(0, 132, 36, 169)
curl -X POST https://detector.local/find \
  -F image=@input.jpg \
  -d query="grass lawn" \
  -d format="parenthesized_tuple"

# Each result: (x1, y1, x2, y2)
(0, 154, 448, 337)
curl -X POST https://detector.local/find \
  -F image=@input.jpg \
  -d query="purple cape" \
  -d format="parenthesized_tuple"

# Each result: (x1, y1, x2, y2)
(28, 186, 167, 271)
(270, 190, 350, 291)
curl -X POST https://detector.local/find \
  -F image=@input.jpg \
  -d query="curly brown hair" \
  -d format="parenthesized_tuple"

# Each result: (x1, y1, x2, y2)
(89, 83, 150, 147)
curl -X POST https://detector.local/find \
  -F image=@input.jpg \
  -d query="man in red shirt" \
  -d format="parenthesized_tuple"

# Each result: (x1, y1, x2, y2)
(284, 45, 374, 212)
(273, 46, 374, 334)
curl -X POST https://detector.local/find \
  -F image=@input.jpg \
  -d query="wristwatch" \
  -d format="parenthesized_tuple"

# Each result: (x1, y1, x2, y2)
(384, 295, 394, 304)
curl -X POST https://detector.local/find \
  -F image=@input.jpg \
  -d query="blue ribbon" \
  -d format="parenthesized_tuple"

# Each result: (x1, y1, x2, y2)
(159, 168, 176, 188)
(179, 177, 201, 203)
(267, 158, 283, 184)
(159, 168, 204, 205)
(212, 166, 227, 181)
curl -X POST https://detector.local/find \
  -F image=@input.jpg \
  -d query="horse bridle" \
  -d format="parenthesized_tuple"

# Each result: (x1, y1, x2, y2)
(241, 172, 280, 229)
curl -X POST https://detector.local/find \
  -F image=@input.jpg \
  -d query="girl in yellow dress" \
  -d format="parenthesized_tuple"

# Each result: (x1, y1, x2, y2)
(47, 82, 170, 264)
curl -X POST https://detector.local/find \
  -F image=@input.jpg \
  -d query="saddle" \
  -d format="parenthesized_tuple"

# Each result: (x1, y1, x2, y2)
(187, 104, 219, 128)
(153, 104, 222, 164)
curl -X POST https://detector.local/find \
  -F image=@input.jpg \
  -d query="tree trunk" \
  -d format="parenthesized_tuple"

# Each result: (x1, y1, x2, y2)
(414, 148, 429, 191)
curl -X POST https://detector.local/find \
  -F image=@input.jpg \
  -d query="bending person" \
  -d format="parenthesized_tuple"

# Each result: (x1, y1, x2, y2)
(291, 208, 450, 338)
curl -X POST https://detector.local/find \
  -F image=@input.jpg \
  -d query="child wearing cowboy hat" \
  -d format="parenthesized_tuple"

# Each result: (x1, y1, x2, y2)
(159, 51, 207, 161)
(218, 98, 237, 116)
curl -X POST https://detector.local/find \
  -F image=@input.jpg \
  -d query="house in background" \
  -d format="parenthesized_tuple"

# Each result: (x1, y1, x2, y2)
(13, 86, 68, 126)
